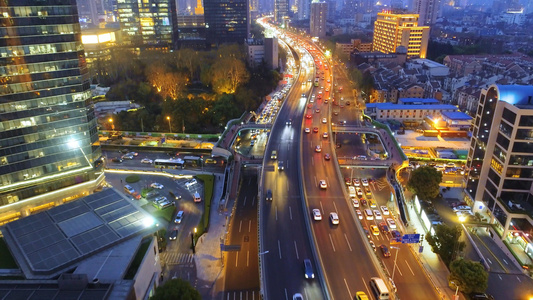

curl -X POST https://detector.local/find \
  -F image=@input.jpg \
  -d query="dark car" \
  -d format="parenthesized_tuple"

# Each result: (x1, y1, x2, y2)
(391, 230, 401, 238)
(169, 229, 178, 240)
(111, 157, 123, 163)
(169, 191, 182, 200)
(119, 148, 130, 154)
(266, 189, 273, 201)
(303, 259, 314, 279)
(363, 227, 371, 239)
(380, 245, 391, 257)
(470, 293, 494, 300)
(379, 222, 389, 233)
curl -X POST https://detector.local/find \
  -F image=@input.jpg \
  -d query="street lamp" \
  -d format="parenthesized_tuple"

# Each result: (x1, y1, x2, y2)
(191, 227, 197, 254)
(167, 116, 172, 133)
(108, 118, 114, 131)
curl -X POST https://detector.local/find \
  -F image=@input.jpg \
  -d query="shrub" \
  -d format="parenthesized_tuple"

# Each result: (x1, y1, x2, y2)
(125, 175, 140, 183)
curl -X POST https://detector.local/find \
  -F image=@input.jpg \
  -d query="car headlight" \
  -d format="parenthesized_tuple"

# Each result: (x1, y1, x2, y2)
(305, 274, 308, 278)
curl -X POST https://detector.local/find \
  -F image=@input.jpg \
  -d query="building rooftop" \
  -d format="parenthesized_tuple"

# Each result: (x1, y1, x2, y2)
(495, 84, 533, 107)
(366, 103, 458, 111)
(1, 189, 156, 279)
(399, 98, 440, 104)
(441, 111, 473, 121)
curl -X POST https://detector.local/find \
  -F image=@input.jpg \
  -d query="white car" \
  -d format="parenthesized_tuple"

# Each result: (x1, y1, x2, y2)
(319, 180, 327, 189)
(174, 211, 184, 223)
(323, 132, 328, 138)
(356, 209, 363, 220)
(315, 145, 322, 152)
(353, 179, 360, 186)
(373, 209, 382, 220)
(356, 187, 363, 197)
(352, 199, 359, 208)
(362, 178, 369, 186)
(381, 206, 390, 216)
(305, 127, 310, 133)
(151, 182, 164, 189)
(322, 118, 327, 124)
(141, 158, 153, 164)
(312, 209, 322, 221)
(330, 212, 339, 225)
(386, 218, 397, 229)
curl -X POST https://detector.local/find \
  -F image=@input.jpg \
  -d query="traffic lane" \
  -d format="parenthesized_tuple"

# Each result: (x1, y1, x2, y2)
(487, 272, 533, 300)
(225, 176, 259, 291)
(303, 146, 381, 299)
(335, 132, 366, 157)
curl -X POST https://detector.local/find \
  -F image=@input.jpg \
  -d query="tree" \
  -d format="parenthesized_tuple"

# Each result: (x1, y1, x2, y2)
(449, 259, 488, 294)
(426, 224, 465, 266)
(150, 278, 201, 300)
(407, 166, 443, 200)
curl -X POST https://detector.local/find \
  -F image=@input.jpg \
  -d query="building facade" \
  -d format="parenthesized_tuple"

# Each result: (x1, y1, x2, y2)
(117, 0, 177, 49)
(464, 84, 533, 263)
(204, 0, 249, 45)
(372, 12, 430, 58)
(0, 0, 104, 223)
(413, 0, 441, 26)
(275, 0, 289, 22)
(310, 1, 327, 38)
(176, 14, 206, 49)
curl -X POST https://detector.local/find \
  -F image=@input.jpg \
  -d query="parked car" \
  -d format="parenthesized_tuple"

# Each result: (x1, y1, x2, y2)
(151, 183, 164, 189)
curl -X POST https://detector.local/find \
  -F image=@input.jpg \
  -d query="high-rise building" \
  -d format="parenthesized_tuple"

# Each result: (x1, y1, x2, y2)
(204, 0, 249, 45)
(0, 0, 104, 223)
(275, 0, 289, 22)
(413, 0, 441, 26)
(464, 84, 533, 261)
(117, 0, 177, 49)
(298, 0, 311, 20)
(310, 1, 327, 37)
(372, 12, 430, 58)
(77, 0, 105, 26)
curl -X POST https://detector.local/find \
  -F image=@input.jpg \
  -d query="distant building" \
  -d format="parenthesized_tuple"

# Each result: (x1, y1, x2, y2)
(204, 0, 249, 45)
(81, 28, 122, 83)
(298, 0, 311, 19)
(372, 12, 430, 58)
(275, 0, 289, 22)
(350, 49, 407, 66)
(176, 15, 207, 49)
(245, 38, 279, 69)
(406, 58, 449, 77)
(117, 0, 177, 50)
(310, 1, 328, 37)
(413, 0, 441, 26)
(398, 98, 440, 105)
(464, 84, 533, 263)
(77, 0, 105, 26)
(364, 103, 458, 121)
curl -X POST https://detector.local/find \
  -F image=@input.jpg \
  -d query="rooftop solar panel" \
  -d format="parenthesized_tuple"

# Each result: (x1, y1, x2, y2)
(58, 212, 103, 238)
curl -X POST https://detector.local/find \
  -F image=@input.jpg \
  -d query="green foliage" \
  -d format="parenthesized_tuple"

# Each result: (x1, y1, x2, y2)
(194, 174, 214, 237)
(151, 206, 176, 222)
(426, 224, 465, 266)
(449, 259, 488, 294)
(141, 187, 154, 198)
(407, 166, 443, 200)
(125, 175, 141, 183)
(150, 278, 201, 300)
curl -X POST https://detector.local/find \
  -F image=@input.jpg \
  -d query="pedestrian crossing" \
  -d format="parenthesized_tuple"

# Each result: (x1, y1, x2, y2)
(161, 252, 195, 265)
(224, 289, 261, 300)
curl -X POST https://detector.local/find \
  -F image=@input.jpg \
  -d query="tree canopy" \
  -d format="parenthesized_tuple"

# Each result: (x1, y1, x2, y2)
(449, 259, 488, 294)
(426, 224, 465, 266)
(407, 166, 443, 200)
(150, 278, 201, 300)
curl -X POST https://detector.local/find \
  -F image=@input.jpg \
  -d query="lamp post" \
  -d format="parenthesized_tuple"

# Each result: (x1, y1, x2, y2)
(191, 227, 197, 254)
(108, 118, 114, 131)
(167, 116, 172, 133)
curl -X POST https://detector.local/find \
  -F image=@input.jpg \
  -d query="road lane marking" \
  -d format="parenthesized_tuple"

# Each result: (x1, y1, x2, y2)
(252, 196, 255, 207)
(503, 259, 509, 265)
(344, 278, 352, 299)
(395, 263, 403, 276)
(314, 176, 317, 187)
(344, 233, 353, 252)
(278, 240, 282, 259)
(487, 258, 492, 265)
(248, 220, 251, 232)
(289, 206, 293, 220)
(235, 252, 239, 267)
(498, 274, 502, 280)
(362, 277, 371, 296)
(248, 178, 252, 185)
(405, 260, 415, 276)
(333, 201, 338, 213)
(517, 276, 521, 282)
(294, 240, 299, 259)
(247, 250, 249, 267)
(320, 201, 324, 213)
(329, 234, 336, 252)
(276, 206, 278, 221)
(243, 196, 247, 207)
(312, 156, 314, 166)
(284, 289, 288, 300)
(239, 220, 242, 233)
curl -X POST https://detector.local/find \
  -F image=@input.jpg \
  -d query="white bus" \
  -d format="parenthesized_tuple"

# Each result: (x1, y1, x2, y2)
(369, 277, 390, 300)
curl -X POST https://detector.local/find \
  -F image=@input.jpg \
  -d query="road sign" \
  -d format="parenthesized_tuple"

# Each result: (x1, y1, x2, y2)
(402, 234, 420, 244)
(390, 237, 402, 245)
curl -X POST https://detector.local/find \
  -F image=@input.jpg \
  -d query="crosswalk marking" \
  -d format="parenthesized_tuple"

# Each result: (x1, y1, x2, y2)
(161, 252, 195, 265)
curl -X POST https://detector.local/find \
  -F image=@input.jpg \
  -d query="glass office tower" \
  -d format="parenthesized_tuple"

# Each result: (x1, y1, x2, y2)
(0, 0, 103, 222)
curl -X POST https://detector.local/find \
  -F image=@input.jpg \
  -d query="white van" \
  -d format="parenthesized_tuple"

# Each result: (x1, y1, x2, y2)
(348, 186, 356, 198)
(364, 209, 374, 220)
(369, 277, 390, 300)
(193, 192, 202, 203)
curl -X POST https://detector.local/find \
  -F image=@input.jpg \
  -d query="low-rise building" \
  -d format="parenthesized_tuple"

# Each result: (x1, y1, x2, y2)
(365, 103, 459, 122)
